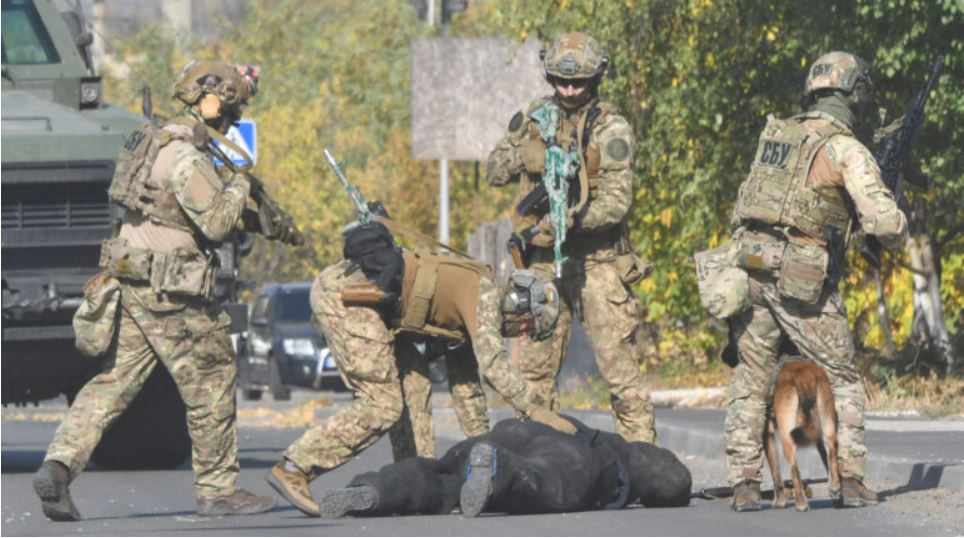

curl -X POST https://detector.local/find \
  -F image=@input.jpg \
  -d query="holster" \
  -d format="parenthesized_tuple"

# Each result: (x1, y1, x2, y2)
(341, 282, 389, 305)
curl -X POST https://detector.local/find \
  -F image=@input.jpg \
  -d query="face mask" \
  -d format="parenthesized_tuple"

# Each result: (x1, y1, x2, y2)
(198, 93, 222, 120)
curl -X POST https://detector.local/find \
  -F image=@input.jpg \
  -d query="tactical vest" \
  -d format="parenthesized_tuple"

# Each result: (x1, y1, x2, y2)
(513, 98, 617, 246)
(395, 249, 491, 343)
(733, 113, 853, 241)
(108, 120, 201, 233)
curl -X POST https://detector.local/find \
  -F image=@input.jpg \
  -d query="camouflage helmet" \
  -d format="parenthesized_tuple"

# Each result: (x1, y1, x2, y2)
(173, 60, 253, 107)
(500, 270, 560, 341)
(805, 51, 874, 96)
(541, 32, 609, 80)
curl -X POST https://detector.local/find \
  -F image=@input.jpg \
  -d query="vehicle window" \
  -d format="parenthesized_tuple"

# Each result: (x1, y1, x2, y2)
(1, 0, 61, 65)
(275, 290, 311, 323)
(251, 295, 270, 322)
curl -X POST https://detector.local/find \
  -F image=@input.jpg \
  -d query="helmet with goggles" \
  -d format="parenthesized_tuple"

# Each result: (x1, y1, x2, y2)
(500, 270, 560, 341)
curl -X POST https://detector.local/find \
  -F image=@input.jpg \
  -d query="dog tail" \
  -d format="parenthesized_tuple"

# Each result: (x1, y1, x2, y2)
(790, 363, 820, 445)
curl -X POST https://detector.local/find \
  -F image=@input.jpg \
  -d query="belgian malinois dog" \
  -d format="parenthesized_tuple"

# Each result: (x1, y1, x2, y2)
(764, 359, 841, 511)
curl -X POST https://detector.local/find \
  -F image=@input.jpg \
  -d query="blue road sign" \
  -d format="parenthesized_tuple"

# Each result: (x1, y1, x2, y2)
(214, 119, 257, 167)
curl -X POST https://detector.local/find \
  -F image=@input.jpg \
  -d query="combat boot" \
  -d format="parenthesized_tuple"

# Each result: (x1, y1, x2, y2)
(833, 477, 879, 508)
(33, 460, 81, 521)
(197, 488, 275, 517)
(266, 460, 320, 517)
(460, 442, 497, 517)
(730, 479, 762, 512)
(317, 485, 378, 519)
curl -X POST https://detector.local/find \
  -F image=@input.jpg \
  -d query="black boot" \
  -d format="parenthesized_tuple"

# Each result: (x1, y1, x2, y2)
(460, 442, 497, 517)
(33, 461, 80, 521)
(317, 486, 378, 518)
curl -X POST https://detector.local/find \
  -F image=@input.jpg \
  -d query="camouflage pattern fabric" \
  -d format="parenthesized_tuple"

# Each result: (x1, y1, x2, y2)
(285, 262, 406, 479)
(387, 334, 435, 460)
(443, 343, 491, 437)
(487, 86, 654, 443)
(170, 142, 250, 241)
(724, 275, 867, 484)
(46, 285, 240, 499)
(519, 255, 656, 443)
(287, 262, 493, 477)
(723, 109, 906, 487)
(805, 51, 873, 95)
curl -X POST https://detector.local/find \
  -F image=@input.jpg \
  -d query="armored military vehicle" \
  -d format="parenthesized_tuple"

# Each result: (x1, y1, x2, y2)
(1, 0, 192, 469)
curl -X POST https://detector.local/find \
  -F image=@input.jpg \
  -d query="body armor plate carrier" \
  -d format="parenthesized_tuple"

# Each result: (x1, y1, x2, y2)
(108, 121, 197, 232)
(733, 113, 853, 241)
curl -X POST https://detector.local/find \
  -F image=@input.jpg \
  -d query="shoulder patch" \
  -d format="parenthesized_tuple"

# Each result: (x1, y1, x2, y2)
(825, 143, 838, 163)
(508, 111, 524, 133)
(606, 138, 631, 162)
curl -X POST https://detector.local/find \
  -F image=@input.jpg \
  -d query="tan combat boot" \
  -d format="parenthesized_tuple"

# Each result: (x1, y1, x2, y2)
(266, 460, 320, 517)
(731, 479, 762, 512)
(833, 476, 879, 508)
(33, 460, 81, 521)
(197, 488, 275, 516)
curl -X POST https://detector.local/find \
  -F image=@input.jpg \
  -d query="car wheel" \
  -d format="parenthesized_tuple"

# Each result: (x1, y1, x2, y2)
(243, 388, 263, 401)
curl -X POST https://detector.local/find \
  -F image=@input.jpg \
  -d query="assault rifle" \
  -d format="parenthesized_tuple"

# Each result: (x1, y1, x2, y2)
(323, 148, 390, 227)
(861, 56, 943, 268)
(323, 148, 471, 258)
(528, 103, 580, 278)
(206, 136, 304, 246)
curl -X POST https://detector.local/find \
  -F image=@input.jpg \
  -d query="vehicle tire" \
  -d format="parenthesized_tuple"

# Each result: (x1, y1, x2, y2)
(268, 355, 291, 401)
(90, 366, 191, 470)
(243, 388, 263, 401)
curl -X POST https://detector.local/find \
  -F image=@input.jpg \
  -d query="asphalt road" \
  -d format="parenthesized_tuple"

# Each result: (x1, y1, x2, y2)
(3, 392, 961, 536)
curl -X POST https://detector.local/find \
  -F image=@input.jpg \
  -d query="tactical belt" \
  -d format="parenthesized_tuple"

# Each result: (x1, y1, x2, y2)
(99, 238, 218, 299)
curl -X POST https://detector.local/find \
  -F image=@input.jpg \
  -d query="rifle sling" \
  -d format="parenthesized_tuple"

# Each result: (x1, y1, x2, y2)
(376, 216, 472, 260)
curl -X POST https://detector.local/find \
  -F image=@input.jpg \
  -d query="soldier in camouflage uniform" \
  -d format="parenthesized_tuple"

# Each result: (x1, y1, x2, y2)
(716, 52, 907, 511)
(33, 61, 299, 521)
(486, 32, 655, 443)
(267, 222, 575, 517)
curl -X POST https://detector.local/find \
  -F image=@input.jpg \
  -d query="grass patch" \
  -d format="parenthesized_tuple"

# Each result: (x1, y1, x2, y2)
(866, 373, 964, 418)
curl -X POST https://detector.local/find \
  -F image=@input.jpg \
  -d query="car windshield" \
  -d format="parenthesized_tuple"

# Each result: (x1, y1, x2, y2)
(1, 0, 60, 65)
(275, 290, 311, 323)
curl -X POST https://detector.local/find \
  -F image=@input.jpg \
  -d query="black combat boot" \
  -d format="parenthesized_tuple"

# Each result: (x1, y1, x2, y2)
(33, 460, 81, 521)
(833, 476, 879, 508)
(460, 442, 497, 517)
(317, 485, 378, 519)
(731, 479, 762, 512)
(197, 488, 276, 516)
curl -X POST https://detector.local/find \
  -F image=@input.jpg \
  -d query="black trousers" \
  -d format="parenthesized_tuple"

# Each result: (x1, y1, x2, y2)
(346, 417, 691, 516)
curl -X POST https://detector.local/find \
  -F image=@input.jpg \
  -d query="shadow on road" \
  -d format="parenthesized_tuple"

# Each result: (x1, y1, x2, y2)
(878, 462, 949, 499)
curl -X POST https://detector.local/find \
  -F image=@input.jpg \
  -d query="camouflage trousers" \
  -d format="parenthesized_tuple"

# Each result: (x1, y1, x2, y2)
(390, 334, 490, 461)
(519, 255, 656, 443)
(45, 285, 240, 499)
(285, 262, 489, 479)
(724, 274, 867, 485)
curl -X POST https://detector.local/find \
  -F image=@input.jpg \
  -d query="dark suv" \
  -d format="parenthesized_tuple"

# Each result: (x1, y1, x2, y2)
(238, 282, 343, 400)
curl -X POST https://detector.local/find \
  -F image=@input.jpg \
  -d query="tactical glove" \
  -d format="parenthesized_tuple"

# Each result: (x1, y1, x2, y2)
(527, 405, 577, 435)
